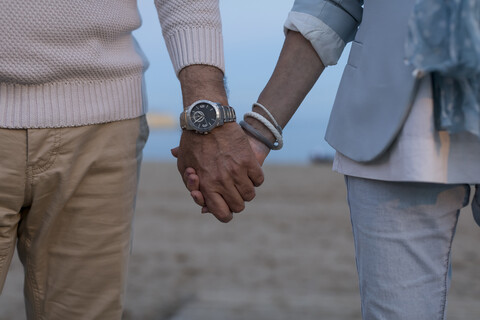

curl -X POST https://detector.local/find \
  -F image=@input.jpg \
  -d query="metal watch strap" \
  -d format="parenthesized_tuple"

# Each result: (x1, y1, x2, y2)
(219, 105, 236, 123)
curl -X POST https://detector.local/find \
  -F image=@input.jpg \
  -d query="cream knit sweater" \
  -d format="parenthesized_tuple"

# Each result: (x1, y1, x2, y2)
(0, 0, 224, 128)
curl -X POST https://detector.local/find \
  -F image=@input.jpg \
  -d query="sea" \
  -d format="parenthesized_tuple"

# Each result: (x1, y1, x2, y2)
(143, 117, 335, 165)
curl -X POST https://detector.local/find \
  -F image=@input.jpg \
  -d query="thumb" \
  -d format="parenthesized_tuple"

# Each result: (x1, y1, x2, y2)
(171, 146, 180, 158)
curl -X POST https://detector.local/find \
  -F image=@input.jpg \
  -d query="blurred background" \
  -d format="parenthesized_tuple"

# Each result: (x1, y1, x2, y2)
(1, 1, 479, 319)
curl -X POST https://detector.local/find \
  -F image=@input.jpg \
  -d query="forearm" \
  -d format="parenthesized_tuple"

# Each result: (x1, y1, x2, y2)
(178, 65, 228, 108)
(246, 31, 325, 143)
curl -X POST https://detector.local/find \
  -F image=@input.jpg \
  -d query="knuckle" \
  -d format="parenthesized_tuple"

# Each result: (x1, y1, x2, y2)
(229, 165, 242, 177)
(211, 173, 226, 185)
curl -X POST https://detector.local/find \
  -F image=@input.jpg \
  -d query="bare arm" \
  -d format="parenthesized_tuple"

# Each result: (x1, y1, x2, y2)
(245, 30, 325, 163)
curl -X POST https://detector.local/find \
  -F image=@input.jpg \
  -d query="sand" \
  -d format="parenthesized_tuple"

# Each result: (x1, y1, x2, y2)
(1, 162, 479, 319)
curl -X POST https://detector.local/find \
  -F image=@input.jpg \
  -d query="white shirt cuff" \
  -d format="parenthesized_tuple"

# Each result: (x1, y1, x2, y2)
(284, 11, 346, 66)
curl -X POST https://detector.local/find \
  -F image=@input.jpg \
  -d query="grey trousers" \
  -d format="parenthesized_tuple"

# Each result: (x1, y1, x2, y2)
(346, 175, 479, 320)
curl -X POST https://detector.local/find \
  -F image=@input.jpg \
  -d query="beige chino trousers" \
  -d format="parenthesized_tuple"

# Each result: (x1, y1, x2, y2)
(0, 116, 149, 319)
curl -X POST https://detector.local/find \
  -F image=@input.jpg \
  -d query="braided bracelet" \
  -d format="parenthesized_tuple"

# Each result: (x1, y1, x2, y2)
(253, 102, 282, 134)
(243, 106, 283, 150)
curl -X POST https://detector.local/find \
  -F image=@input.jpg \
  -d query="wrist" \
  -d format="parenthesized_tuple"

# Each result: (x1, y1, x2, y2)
(179, 65, 228, 108)
(180, 100, 236, 134)
(241, 101, 284, 150)
(243, 117, 277, 145)
(244, 110, 276, 144)
(246, 135, 270, 166)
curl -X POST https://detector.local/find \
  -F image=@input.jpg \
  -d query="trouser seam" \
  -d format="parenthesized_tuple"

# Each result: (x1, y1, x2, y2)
(23, 237, 43, 319)
(462, 185, 471, 207)
(440, 209, 460, 320)
(0, 255, 6, 282)
(344, 176, 365, 317)
(24, 128, 61, 209)
(471, 185, 479, 209)
(31, 129, 61, 175)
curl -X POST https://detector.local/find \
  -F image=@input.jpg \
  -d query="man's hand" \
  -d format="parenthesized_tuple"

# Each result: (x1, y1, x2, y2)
(175, 122, 264, 222)
(176, 134, 270, 214)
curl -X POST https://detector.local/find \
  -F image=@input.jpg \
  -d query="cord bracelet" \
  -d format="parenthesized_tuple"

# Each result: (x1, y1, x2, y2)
(242, 102, 283, 150)
(253, 102, 282, 134)
(239, 120, 276, 150)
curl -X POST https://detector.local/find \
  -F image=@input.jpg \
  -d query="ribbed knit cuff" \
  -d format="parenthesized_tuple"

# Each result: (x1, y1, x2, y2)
(163, 27, 225, 76)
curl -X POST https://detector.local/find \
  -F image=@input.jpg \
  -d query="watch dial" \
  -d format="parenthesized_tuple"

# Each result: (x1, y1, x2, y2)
(191, 103, 217, 130)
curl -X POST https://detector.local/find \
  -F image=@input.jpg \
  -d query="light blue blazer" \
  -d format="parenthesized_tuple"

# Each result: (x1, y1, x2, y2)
(293, 0, 418, 162)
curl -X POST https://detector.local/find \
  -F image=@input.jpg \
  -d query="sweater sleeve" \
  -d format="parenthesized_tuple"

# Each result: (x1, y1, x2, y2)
(284, 0, 363, 66)
(155, 0, 224, 76)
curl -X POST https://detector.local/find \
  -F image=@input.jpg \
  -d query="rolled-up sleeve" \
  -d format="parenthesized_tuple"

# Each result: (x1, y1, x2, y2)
(284, 0, 363, 66)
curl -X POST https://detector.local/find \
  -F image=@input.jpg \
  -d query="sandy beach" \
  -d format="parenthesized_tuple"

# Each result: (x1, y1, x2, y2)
(1, 162, 479, 319)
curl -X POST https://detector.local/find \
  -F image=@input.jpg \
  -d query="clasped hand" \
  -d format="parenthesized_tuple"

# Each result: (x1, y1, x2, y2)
(172, 122, 266, 222)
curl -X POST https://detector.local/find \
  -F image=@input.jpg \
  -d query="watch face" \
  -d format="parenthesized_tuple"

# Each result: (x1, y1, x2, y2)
(190, 102, 217, 131)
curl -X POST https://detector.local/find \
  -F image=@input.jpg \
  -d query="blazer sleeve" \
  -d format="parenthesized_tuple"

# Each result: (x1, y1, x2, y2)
(284, 0, 363, 66)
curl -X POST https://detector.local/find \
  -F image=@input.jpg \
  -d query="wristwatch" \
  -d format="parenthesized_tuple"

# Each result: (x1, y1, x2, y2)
(180, 100, 236, 134)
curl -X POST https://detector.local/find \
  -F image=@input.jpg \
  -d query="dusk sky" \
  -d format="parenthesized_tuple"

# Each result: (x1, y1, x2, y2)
(134, 1, 350, 162)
